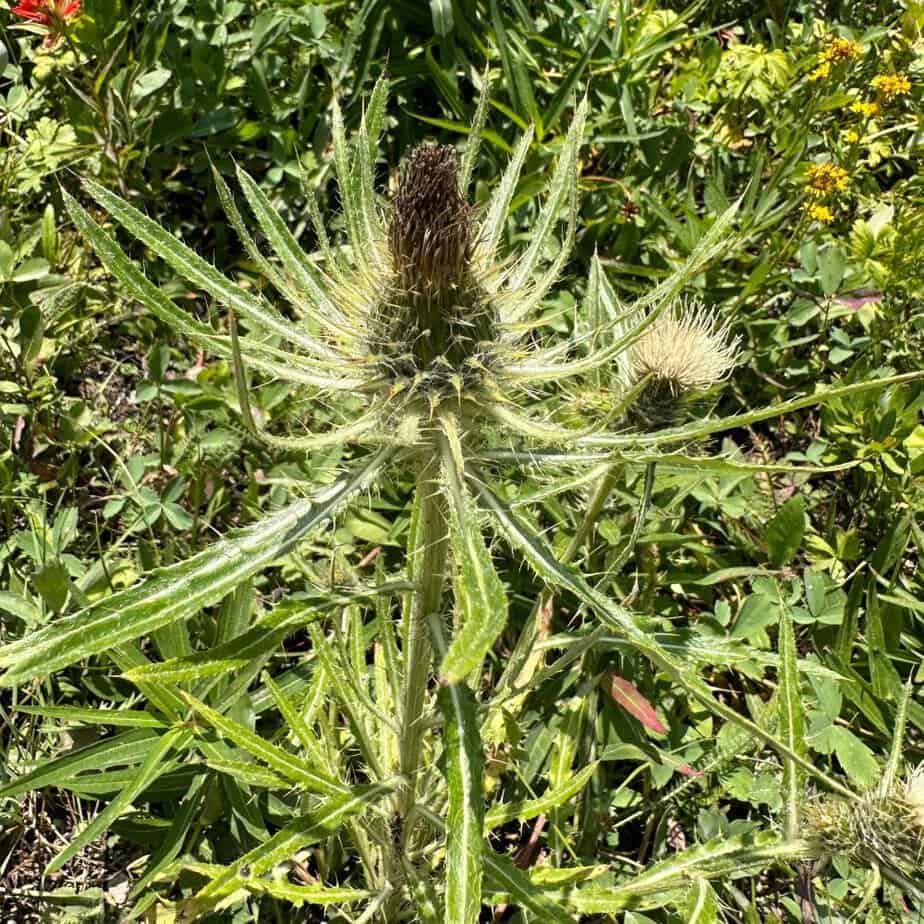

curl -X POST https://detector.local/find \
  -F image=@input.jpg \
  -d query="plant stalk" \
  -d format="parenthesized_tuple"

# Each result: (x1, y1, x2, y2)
(398, 449, 449, 824)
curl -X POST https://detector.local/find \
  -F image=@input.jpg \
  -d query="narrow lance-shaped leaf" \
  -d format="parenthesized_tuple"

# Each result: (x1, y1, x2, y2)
(189, 784, 391, 907)
(577, 371, 924, 448)
(485, 761, 598, 829)
(63, 192, 356, 391)
(79, 179, 343, 362)
(777, 600, 805, 841)
(439, 415, 508, 683)
(0, 450, 393, 687)
(46, 727, 189, 875)
(439, 682, 484, 924)
(180, 691, 345, 796)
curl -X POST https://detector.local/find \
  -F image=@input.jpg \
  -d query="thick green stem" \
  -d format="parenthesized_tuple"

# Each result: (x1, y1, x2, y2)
(398, 450, 449, 819)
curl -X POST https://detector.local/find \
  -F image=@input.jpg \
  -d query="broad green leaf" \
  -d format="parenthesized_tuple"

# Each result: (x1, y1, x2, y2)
(439, 683, 484, 924)
(766, 495, 806, 567)
(180, 691, 344, 796)
(47, 727, 189, 875)
(0, 451, 392, 688)
(777, 603, 805, 841)
(681, 880, 719, 923)
(439, 417, 508, 683)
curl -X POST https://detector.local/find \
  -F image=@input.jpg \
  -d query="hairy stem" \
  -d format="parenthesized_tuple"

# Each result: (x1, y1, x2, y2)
(398, 450, 449, 823)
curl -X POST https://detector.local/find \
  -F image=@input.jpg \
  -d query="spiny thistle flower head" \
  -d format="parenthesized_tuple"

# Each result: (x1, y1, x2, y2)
(390, 144, 473, 296)
(631, 300, 740, 395)
(804, 770, 924, 878)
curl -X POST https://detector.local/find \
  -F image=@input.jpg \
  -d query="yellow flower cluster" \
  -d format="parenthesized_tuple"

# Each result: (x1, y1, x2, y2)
(822, 37, 862, 62)
(805, 203, 834, 223)
(806, 162, 850, 197)
(871, 73, 912, 99)
(850, 100, 880, 118)
(808, 62, 830, 82)
(842, 129, 860, 144)
(807, 37, 862, 83)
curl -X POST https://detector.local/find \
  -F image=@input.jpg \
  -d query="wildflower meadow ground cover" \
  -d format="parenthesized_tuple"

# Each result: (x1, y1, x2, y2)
(0, 1, 922, 921)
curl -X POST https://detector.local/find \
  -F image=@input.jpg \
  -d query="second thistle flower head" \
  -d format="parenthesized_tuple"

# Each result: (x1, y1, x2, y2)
(625, 300, 739, 430)
(631, 300, 740, 394)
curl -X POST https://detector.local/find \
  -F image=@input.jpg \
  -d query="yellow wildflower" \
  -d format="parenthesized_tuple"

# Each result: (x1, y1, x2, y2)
(822, 37, 862, 63)
(806, 163, 850, 197)
(805, 203, 835, 224)
(850, 100, 880, 118)
(871, 73, 912, 100)
(808, 61, 831, 82)
(842, 129, 860, 144)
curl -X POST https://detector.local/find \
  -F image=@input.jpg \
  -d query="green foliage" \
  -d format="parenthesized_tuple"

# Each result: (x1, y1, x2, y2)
(1, 0, 922, 922)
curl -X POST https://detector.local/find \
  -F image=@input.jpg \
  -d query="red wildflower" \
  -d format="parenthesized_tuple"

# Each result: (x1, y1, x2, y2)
(11, 0, 81, 47)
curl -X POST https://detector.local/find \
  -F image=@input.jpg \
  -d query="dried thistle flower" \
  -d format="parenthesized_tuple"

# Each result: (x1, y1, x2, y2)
(390, 144, 473, 296)
(631, 300, 740, 394)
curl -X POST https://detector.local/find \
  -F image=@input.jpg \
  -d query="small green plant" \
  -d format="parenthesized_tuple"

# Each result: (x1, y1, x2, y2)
(1, 77, 922, 921)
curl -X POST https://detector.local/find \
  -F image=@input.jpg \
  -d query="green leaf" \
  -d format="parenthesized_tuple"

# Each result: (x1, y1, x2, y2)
(778, 603, 806, 841)
(63, 192, 354, 391)
(472, 474, 856, 800)
(189, 785, 391, 908)
(47, 728, 188, 875)
(0, 729, 161, 799)
(439, 416, 508, 683)
(180, 691, 345, 796)
(430, 0, 453, 36)
(77, 181, 341, 362)
(483, 851, 573, 923)
(766, 495, 805, 567)
(16, 705, 166, 728)
(0, 452, 392, 688)
(439, 683, 484, 924)
(486, 762, 598, 828)
(681, 880, 719, 923)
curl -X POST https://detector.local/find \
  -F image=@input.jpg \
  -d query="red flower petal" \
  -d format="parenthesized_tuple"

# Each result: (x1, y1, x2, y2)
(608, 675, 667, 734)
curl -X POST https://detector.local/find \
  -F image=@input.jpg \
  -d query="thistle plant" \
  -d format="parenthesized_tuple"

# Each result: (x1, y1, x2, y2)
(2, 78, 923, 921)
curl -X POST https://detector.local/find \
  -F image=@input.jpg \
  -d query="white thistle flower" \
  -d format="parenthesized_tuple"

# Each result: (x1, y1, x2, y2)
(905, 764, 924, 829)
(631, 299, 740, 394)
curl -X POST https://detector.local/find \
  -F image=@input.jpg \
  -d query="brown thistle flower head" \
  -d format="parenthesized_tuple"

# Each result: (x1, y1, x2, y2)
(378, 143, 494, 388)
(390, 144, 473, 296)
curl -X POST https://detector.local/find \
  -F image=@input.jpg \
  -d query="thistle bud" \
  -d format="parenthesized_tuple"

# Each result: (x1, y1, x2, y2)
(390, 145, 472, 297)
